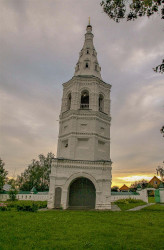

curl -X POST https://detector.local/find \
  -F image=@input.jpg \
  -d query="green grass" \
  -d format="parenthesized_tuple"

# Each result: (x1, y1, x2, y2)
(114, 199, 147, 211)
(0, 208, 164, 250)
(148, 196, 155, 203)
(142, 204, 164, 211)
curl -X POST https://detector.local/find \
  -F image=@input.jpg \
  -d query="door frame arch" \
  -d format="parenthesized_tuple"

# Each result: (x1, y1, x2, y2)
(68, 177, 96, 208)
(62, 172, 100, 209)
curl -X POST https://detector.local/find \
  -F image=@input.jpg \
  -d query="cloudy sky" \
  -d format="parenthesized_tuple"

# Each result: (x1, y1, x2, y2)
(0, 0, 163, 187)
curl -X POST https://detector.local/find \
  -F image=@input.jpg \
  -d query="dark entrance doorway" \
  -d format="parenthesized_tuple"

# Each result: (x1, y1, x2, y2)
(69, 177, 96, 209)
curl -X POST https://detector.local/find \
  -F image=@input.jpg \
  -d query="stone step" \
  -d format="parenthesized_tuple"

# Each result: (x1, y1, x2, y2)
(111, 204, 121, 211)
(67, 206, 93, 210)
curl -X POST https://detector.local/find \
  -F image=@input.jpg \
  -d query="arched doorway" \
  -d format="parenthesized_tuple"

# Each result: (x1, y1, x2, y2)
(69, 177, 96, 209)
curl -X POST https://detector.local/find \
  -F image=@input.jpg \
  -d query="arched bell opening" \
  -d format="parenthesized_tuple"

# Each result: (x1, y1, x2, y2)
(67, 93, 71, 110)
(68, 177, 96, 209)
(80, 90, 89, 109)
(99, 94, 104, 112)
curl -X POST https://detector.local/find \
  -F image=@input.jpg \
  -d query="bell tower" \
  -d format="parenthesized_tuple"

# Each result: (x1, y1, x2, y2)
(48, 21, 112, 210)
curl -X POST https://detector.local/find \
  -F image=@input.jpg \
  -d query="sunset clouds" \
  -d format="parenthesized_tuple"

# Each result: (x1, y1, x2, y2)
(0, 0, 163, 186)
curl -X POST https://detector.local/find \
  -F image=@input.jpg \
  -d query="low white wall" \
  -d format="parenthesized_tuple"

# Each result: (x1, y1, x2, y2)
(0, 194, 8, 201)
(111, 190, 148, 203)
(0, 190, 149, 204)
(0, 193, 49, 202)
(159, 189, 164, 203)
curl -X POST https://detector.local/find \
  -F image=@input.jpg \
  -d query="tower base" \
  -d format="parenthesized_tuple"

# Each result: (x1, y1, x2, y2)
(47, 158, 112, 210)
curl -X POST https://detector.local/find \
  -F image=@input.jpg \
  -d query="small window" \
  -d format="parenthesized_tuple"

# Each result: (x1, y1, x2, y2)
(64, 125, 68, 130)
(99, 94, 104, 112)
(81, 124, 87, 131)
(62, 139, 68, 148)
(87, 49, 89, 54)
(86, 63, 89, 68)
(100, 127, 105, 134)
(67, 93, 71, 110)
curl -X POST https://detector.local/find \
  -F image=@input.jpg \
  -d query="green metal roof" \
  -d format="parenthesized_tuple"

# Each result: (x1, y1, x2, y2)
(18, 191, 31, 194)
(0, 191, 8, 194)
(111, 192, 139, 196)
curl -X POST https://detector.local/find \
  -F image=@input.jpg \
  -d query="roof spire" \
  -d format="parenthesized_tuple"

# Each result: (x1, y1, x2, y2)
(74, 22, 102, 80)
(88, 17, 90, 25)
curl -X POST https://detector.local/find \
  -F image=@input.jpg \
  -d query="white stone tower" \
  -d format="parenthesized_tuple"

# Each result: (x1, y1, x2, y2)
(48, 21, 112, 210)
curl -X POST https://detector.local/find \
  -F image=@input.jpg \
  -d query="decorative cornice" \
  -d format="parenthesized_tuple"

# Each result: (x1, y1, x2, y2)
(60, 110, 111, 122)
(63, 76, 111, 89)
(59, 132, 110, 141)
(53, 158, 112, 163)
(54, 165, 111, 170)
(51, 158, 112, 170)
(97, 179, 111, 182)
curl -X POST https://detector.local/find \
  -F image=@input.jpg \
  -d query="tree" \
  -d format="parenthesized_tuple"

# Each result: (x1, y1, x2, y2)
(111, 186, 119, 191)
(156, 166, 164, 181)
(17, 152, 55, 191)
(160, 125, 164, 137)
(130, 179, 148, 189)
(7, 178, 17, 189)
(100, 0, 164, 73)
(0, 158, 8, 191)
(8, 189, 18, 201)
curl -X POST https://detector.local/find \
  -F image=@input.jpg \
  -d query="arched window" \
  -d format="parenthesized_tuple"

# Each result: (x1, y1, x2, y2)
(86, 62, 89, 68)
(67, 93, 71, 110)
(99, 94, 104, 112)
(86, 49, 89, 54)
(81, 90, 89, 109)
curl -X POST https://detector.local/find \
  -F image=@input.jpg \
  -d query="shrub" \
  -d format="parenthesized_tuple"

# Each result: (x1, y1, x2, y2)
(36, 201, 47, 208)
(3, 200, 47, 209)
(115, 198, 144, 205)
(16, 201, 38, 212)
(4, 201, 18, 208)
(8, 189, 18, 201)
(0, 203, 8, 211)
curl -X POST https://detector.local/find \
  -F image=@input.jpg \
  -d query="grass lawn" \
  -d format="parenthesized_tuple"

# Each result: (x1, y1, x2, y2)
(114, 199, 147, 211)
(142, 204, 164, 211)
(0, 207, 164, 250)
(148, 196, 155, 203)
